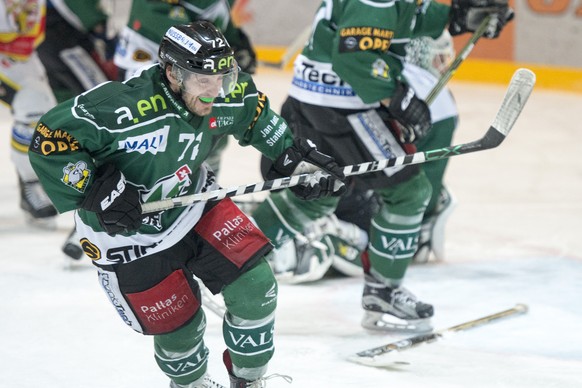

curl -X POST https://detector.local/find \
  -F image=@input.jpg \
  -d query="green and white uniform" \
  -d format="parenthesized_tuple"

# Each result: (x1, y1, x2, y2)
(253, 0, 452, 325)
(29, 65, 292, 260)
(29, 64, 293, 384)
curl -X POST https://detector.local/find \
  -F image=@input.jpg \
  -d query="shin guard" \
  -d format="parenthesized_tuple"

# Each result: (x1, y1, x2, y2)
(154, 310, 209, 386)
(221, 259, 277, 381)
(368, 173, 431, 284)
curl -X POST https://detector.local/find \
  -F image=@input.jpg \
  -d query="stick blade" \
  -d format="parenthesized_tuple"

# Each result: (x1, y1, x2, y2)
(491, 68, 536, 137)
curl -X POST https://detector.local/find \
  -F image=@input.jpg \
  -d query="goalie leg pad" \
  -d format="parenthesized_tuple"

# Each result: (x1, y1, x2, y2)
(414, 186, 457, 263)
(252, 190, 338, 248)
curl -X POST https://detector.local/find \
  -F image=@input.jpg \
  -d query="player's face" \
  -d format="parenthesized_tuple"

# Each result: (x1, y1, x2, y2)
(180, 73, 224, 116)
(170, 63, 238, 117)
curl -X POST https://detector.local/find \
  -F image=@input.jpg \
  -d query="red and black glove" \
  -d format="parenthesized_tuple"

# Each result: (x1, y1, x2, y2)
(267, 138, 346, 200)
(81, 164, 143, 236)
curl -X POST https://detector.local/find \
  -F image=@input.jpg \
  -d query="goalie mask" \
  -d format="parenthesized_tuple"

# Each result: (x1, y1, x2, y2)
(405, 30, 455, 77)
(159, 21, 238, 101)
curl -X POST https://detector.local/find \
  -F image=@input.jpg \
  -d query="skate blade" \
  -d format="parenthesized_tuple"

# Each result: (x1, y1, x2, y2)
(362, 311, 433, 333)
(346, 352, 411, 368)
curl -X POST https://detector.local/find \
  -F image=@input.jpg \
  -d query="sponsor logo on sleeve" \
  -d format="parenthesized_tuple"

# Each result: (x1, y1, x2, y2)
(339, 26, 393, 53)
(30, 123, 80, 155)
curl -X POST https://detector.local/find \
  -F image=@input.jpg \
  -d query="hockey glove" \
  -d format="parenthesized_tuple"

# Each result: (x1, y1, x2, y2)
(267, 138, 346, 200)
(81, 164, 143, 236)
(385, 82, 432, 144)
(449, 0, 514, 39)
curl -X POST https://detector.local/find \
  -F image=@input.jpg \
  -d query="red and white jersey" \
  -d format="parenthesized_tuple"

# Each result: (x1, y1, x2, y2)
(0, 0, 46, 60)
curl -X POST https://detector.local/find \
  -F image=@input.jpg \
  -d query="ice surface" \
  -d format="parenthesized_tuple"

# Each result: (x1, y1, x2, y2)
(1, 68, 581, 388)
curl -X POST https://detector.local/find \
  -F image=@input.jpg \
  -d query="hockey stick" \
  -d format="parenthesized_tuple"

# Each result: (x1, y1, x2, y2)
(347, 303, 528, 366)
(425, 15, 493, 105)
(141, 68, 535, 214)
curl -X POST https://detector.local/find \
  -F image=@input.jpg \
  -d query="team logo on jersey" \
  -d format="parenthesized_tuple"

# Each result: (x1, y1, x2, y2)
(371, 59, 390, 81)
(338, 26, 393, 53)
(62, 161, 91, 193)
(118, 126, 169, 154)
(138, 165, 193, 230)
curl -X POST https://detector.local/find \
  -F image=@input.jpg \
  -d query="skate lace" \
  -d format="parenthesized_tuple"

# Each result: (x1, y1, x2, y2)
(247, 373, 293, 388)
(392, 287, 419, 308)
(200, 376, 224, 388)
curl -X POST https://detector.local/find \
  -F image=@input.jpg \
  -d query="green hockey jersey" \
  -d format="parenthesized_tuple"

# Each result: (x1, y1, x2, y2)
(28, 65, 293, 265)
(288, 0, 450, 108)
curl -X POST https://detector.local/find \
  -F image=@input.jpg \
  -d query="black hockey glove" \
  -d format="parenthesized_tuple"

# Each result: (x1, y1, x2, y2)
(449, 0, 514, 39)
(267, 138, 346, 200)
(80, 164, 143, 236)
(385, 81, 432, 144)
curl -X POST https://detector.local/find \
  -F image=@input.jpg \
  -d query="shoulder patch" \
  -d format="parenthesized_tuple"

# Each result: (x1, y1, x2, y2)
(30, 123, 80, 156)
(339, 26, 393, 53)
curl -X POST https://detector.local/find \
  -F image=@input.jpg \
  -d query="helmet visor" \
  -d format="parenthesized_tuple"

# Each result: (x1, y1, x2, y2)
(171, 61, 239, 99)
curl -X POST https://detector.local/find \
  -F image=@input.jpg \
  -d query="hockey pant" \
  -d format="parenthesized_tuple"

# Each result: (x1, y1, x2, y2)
(96, 199, 276, 385)
(0, 53, 57, 182)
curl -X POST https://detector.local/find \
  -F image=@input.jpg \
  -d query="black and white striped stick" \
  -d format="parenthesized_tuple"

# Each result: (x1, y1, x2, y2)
(141, 68, 535, 214)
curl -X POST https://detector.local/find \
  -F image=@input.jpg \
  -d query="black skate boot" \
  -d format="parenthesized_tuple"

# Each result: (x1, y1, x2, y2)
(19, 177, 57, 229)
(62, 229, 84, 260)
(361, 275, 434, 332)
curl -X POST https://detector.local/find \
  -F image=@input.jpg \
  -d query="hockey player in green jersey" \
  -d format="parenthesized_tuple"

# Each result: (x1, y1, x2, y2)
(252, 0, 513, 332)
(29, 21, 344, 388)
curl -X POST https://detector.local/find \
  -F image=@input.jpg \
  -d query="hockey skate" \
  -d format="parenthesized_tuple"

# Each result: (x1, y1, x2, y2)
(228, 373, 293, 388)
(169, 374, 225, 388)
(19, 178, 58, 229)
(62, 229, 84, 261)
(224, 351, 292, 388)
(413, 186, 457, 264)
(361, 275, 433, 332)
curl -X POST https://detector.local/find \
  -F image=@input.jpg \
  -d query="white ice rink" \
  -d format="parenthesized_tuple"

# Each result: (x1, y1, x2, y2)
(1, 68, 581, 388)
